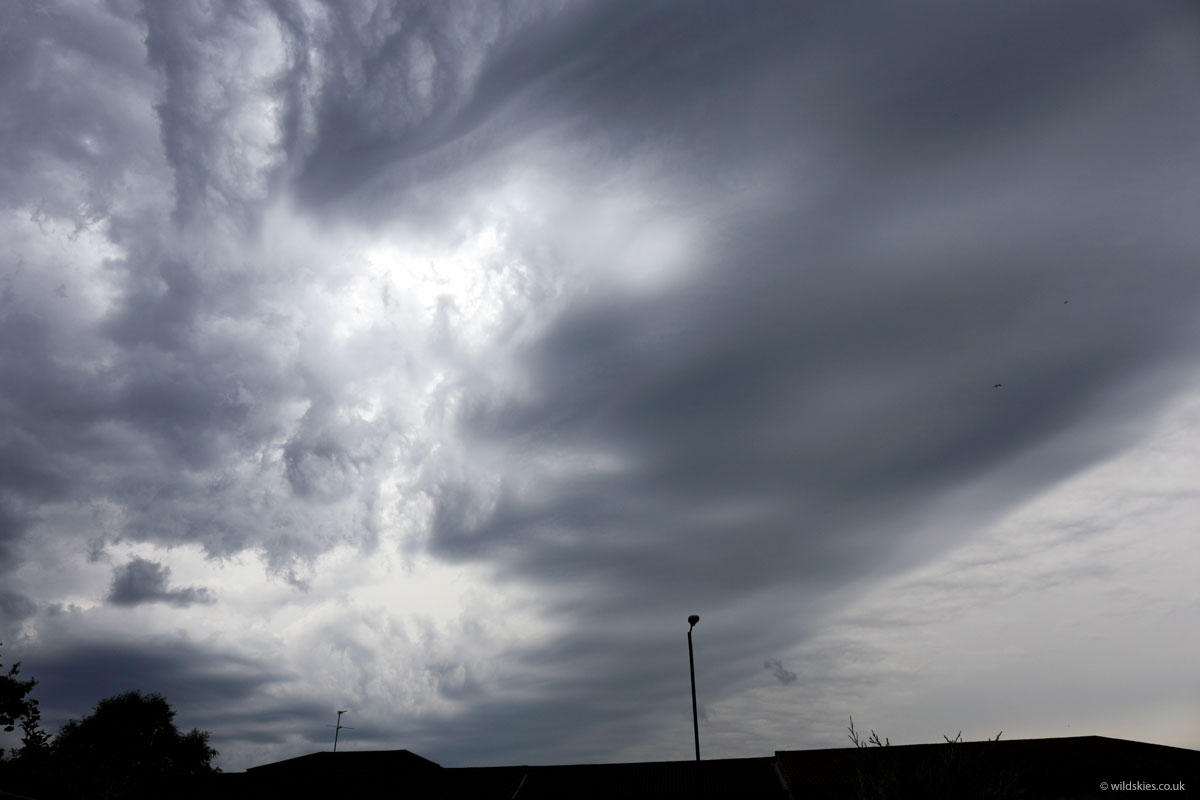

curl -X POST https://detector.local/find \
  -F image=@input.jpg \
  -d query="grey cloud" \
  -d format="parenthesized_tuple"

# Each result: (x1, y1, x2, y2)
(281, 403, 383, 502)
(0, 590, 37, 624)
(265, 0, 564, 209)
(401, 609, 818, 766)
(764, 659, 797, 686)
(787, 2, 1173, 160)
(328, 0, 1190, 216)
(141, 1, 288, 225)
(405, 0, 1200, 762)
(0, 499, 31, 575)
(214, 702, 332, 746)
(433, 227, 1190, 606)
(30, 639, 276, 712)
(426, 0, 1200, 591)
(3, 0, 1200, 772)
(0, 429, 69, 503)
(0, 3, 155, 226)
(0, 0, 398, 573)
(25, 637, 303, 765)
(108, 557, 215, 607)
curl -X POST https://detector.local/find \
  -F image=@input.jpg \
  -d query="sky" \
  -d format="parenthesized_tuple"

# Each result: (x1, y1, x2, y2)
(2, 0, 1199, 773)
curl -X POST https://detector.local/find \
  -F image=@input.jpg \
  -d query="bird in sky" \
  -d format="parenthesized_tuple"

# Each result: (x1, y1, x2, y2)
(993, 384, 1003, 388)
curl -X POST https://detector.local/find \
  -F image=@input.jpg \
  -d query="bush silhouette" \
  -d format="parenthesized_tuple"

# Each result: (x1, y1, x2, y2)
(846, 717, 1028, 800)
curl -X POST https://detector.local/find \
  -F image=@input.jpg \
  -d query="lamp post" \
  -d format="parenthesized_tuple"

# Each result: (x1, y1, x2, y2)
(687, 614, 700, 762)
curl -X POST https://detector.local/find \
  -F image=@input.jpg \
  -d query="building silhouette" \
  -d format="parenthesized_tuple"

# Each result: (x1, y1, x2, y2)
(182, 735, 1196, 799)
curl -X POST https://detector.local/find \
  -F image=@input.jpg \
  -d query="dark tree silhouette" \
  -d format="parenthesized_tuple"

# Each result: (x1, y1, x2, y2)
(0, 643, 51, 796)
(3, 648, 218, 798)
(0, 643, 40, 745)
(49, 690, 219, 799)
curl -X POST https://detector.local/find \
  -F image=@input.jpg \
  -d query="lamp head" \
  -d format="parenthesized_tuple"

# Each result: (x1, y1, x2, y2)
(688, 614, 700, 627)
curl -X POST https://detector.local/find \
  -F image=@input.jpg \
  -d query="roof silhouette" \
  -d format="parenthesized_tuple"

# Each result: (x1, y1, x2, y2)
(188, 735, 1197, 799)
(245, 748, 441, 774)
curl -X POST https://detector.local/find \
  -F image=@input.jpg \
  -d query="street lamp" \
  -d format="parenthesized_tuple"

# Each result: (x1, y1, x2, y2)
(687, 614, 701, 762)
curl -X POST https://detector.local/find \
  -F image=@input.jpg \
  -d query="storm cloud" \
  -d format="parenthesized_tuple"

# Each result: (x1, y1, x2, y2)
(1, 0, 1198, 771)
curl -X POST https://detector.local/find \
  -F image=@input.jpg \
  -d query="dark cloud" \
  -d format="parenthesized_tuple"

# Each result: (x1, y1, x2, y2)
(0, 500, 31, 575)
(25, 638, 297, 750)
(764, 659, 797, 686)
(0, 590, 36, 624)
(424, 0, 1200, 599)
(248, 1, 563, 211)
(108, 557, 214, 607)
(2, 0, 1198, 772)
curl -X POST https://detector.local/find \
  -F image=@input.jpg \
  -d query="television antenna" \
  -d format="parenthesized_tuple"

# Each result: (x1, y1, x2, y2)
(327, 709, 355, 751)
